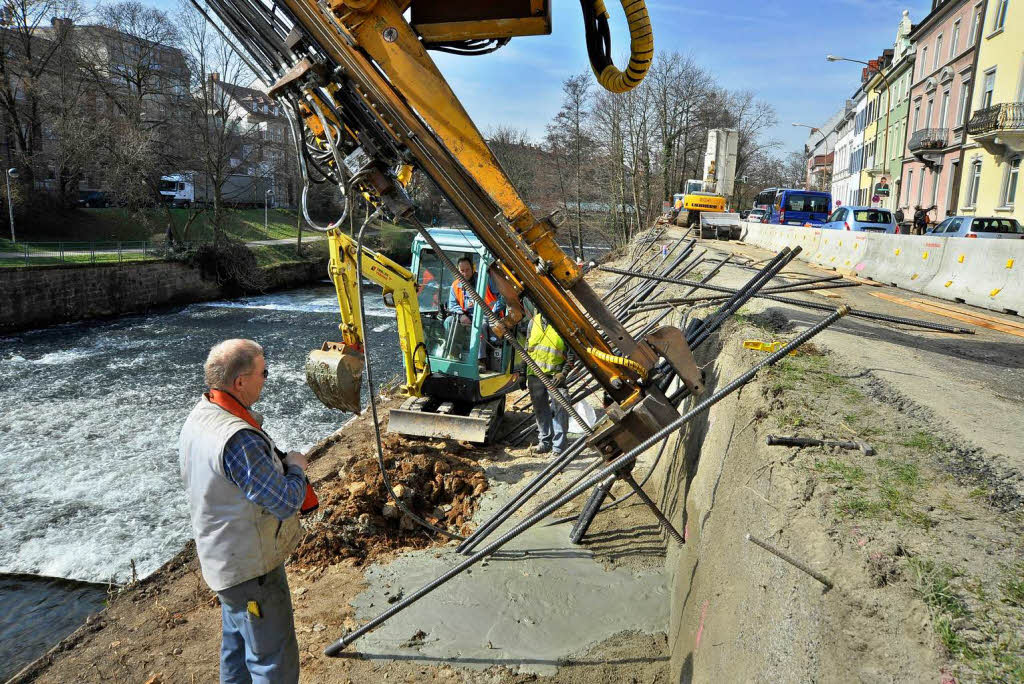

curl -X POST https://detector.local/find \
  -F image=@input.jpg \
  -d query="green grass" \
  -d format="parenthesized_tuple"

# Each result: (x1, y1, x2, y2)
(901, 430, 941, 452)
(1001, 564, 1024, 608)
(909, 557, 967, 619)
(13, 207, 307, 243)
(250, 243, 324, 268)
(815, 458, 866, 486)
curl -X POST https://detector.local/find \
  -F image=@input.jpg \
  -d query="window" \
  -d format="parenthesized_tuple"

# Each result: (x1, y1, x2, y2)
(934, 35, 943, 68)
(916, 167, 925, 205)
(950, 21, 960, 57)
(1001, 157, 1020, 207)
(966, 160, 982, 207)
(913, 103, 921, 131)
(969, 5, 983, 44)
(920, 47, 929, 78)
(981, 69, 996, 108)
(946, 160, 959, 213)
(958, 81, 971, 125)
(939, 90, 950, 128)
(906, 170, 914, 206)
(925, 98, 934, 128)
(930, 168, 940, 207)
(993, 0, 1009, 31)
(251, 101, 258, 112)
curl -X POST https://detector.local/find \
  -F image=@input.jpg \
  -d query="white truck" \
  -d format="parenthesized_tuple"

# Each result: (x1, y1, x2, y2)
(671, 129, 741, 240)
(158, 172, 271, 208)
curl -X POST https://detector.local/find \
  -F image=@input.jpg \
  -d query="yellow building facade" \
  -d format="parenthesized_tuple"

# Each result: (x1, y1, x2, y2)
(960, 0, 1023, 219)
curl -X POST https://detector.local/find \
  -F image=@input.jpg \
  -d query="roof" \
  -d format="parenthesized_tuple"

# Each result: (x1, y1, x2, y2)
(214, 80, 280, 112)
(414, 228, 485, 253)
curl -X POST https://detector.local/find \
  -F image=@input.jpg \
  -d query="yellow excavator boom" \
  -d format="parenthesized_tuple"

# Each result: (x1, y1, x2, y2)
(305, 228, 428, 413)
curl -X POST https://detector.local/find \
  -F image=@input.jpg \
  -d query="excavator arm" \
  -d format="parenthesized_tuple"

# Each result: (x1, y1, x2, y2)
(305, 229, 429, 413)
(199, 0, 702, 457)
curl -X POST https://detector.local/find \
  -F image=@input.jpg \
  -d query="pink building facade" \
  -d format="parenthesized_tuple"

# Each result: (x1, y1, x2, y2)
(901, 0, 987, 221)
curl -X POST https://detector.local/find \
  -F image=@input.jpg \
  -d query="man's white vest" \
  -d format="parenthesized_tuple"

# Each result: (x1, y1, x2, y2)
(179, 396, 302, 592)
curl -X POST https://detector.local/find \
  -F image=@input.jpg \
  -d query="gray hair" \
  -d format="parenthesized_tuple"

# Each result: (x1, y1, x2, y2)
(204, 339, 264, 389)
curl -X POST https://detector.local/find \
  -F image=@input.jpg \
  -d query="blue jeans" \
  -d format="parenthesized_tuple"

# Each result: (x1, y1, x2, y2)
(527, 374, 568, 454)
(217, 564, 299, 684)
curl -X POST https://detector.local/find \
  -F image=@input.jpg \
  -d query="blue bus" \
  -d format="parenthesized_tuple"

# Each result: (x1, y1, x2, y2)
(768, 189, 832, 226)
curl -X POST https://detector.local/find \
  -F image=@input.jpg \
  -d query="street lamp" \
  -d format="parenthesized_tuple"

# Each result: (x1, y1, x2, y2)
(264, 188, 274, 233)
(6, 168, 18, 243)
(792, 123, 832, 190)
(827, 54, 892, 207)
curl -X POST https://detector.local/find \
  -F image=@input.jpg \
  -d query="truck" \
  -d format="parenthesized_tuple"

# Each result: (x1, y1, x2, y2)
(671, 129, 742, 240)
(158, 172, 271, 208)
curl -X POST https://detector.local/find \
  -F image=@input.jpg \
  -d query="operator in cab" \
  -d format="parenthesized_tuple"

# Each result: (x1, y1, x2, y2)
(449, 255, 505, 325)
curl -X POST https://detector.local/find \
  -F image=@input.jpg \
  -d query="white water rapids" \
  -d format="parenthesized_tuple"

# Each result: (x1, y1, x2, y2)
(0, 283, 401, 584)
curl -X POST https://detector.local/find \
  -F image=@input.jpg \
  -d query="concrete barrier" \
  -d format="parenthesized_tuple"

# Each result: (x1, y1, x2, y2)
(739, 220, 1024, 317)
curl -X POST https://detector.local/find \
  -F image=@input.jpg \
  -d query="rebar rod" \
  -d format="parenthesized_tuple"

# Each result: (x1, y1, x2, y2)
(325, 305, 850, 656)
(745, 533, 833, 589)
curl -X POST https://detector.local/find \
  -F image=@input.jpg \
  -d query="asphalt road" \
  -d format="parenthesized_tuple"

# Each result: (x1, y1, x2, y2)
(674, 233, 1024, 493)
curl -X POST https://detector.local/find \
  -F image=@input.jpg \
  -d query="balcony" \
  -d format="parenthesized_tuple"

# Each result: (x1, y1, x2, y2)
(908, 128, 949, 165)
(967, 102, 1024, 159)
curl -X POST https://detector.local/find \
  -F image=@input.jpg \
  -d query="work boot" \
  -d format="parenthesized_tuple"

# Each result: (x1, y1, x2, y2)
(531, 443, 552, 455)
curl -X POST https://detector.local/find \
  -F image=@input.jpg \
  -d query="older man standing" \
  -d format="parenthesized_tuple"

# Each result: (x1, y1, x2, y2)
(179, 339, 311, 683)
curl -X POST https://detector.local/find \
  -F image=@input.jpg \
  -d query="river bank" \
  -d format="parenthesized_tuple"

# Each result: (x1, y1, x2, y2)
(0, 248, 329, 334)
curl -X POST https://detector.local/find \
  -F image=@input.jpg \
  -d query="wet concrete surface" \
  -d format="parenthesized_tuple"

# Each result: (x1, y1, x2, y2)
(345, 455, 670, 676)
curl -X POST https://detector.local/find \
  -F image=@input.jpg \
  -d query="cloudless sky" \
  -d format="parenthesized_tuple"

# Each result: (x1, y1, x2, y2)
(147, 0, 934, 154)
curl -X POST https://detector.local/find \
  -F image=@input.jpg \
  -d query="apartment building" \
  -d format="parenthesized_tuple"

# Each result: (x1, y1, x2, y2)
(862, 11, 917, 210)
(960, 0, 1022, 218)
(901, 0, 986, 221)
(833, 87, 868, 206)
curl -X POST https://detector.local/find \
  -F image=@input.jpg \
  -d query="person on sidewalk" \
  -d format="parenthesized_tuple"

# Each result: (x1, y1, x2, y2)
(179, 339, 310, 684)
(525, 313, 571, 456)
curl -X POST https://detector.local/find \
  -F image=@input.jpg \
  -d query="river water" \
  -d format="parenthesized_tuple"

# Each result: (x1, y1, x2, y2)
(0, 244, 610, 678)
(0, 282, 403, 678)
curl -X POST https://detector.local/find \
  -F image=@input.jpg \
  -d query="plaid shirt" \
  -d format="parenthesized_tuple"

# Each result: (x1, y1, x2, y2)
(223, 430, 306, 521)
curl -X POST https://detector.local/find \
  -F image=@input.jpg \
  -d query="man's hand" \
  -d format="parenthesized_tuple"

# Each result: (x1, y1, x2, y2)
(284, 451, 308, 473)
(551, 371, 566, 388)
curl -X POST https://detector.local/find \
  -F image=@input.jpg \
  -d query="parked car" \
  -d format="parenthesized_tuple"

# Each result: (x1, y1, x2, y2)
(746, 208, 768, 223)
(78, 190, 109, 208)
(739, 209, 750, 219)
(926, 216, 1024, 239)
(821, 206, 898, 234)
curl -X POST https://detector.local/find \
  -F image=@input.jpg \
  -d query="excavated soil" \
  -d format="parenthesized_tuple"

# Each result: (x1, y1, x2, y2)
(292, 434, 488, 569)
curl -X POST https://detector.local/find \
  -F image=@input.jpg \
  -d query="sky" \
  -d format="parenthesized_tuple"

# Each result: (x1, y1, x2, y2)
(148, 0, 935, 155)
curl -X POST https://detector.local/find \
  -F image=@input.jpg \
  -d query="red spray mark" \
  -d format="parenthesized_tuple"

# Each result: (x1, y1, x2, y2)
(695, 600, 709, 650)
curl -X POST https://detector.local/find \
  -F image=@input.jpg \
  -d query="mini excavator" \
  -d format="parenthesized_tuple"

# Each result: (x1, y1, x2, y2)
(197, 0, 705, 500)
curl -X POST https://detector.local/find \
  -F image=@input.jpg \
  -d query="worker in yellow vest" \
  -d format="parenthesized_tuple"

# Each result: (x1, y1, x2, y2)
(526, 312, 570, 455)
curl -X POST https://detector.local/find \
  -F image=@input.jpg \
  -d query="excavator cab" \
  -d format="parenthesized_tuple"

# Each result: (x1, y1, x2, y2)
(387, 229, 521, 443)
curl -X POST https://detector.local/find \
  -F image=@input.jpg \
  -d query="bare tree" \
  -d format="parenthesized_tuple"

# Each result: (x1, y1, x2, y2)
(177, 1, 257, 244)
(545, 73, 592, 258)
(0, 0, 84, 206)
(487, 125, 536, 203)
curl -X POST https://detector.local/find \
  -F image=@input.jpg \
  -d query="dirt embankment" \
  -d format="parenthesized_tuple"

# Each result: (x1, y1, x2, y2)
(652, 300, 1023, 682)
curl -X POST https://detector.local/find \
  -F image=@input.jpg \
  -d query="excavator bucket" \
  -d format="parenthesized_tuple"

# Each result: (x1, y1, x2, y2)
(305, 341, 365, 413)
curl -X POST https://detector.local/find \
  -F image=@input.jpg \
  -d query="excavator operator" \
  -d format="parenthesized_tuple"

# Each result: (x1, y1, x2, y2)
(448, 256, 505, 326)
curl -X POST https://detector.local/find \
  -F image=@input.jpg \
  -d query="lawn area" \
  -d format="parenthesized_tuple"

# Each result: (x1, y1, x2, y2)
(16, 207, 307, 243)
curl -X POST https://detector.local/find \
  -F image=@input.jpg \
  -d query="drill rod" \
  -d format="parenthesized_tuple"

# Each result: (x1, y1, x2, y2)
(325, 305, 851, 655)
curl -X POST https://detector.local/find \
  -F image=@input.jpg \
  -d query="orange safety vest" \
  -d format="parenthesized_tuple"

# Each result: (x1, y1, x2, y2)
(453, 278, 500, 314)
(207, 389, 319, 515)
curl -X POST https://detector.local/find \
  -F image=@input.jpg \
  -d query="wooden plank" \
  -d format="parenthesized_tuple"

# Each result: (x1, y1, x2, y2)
(869, 292, 1024, 338)
(814, 289, 842, 299)
(843, 274, 885, 287)
(909, 297, 1024, 332)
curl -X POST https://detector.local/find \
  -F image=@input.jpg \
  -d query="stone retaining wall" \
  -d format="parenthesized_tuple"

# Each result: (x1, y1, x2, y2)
(0, 257, 327, 334)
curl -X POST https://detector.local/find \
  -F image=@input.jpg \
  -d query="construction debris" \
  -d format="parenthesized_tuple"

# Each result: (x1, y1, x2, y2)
(766, 434, 876, 456)
(291, 435, 487, 568)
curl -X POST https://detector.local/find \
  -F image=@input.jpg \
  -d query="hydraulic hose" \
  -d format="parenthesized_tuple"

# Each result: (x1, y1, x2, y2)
(580, 0, 654, 93)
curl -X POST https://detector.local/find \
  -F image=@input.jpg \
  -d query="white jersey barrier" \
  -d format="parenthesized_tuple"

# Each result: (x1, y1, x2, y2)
(739, 221, 1024, 316)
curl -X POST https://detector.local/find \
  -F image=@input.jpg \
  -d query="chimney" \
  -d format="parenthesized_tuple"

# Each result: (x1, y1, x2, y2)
(209, 72, 219, 82)
(51, 17, 72, 32)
